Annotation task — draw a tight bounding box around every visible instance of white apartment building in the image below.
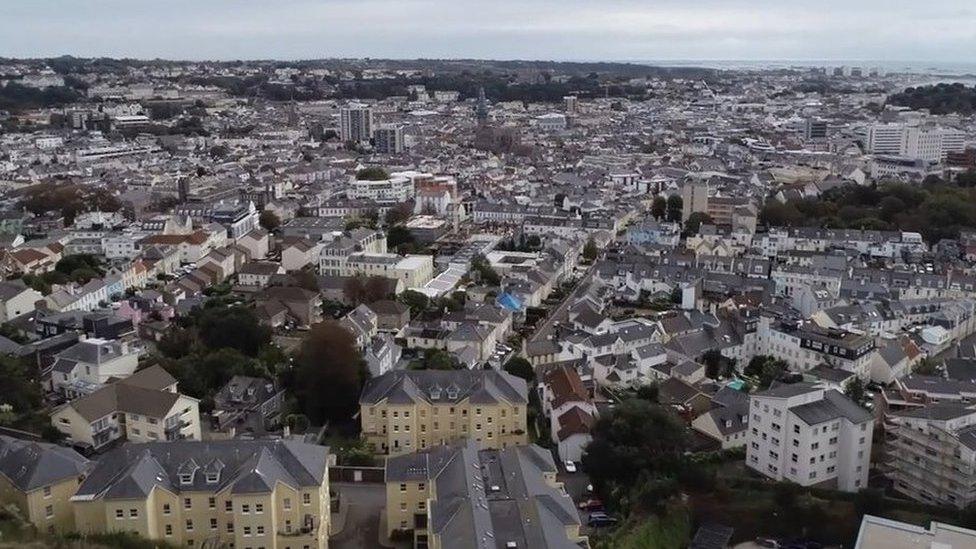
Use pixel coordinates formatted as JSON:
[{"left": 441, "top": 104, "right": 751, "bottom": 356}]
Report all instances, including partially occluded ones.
[
  {"left": 866, "top": 124, "right": 967, "bottom": 162},
  {"left": 342, "top": 253, "right": 435, "bottom": 290},
  {"left": 340, "top": 103, "right": 373, "bottom": 143},
  {"left": 757, "top": 318, "right": 877, "bottom": 380},
  {"left": 885, "top": 403, "right": 976, "bottom": 509},
  {"left": 746, "top": 383, "right": 873, "bottom": 492},
  {"left": 347, "top": 173, "right": 414, "bottom": 203},
  {"left": 374, "top": 124, "right": 405, "bottom": 154}
]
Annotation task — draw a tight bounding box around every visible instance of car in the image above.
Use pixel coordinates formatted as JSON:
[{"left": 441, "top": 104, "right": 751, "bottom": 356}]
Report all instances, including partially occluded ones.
[
  {"left": 755, "top": 539, "right": 781, "bottom": 549},
  {"left": 564, "top": 460, "right": 577, "bottom": 473},
  {"left": 587, "top": 513, "right": 618, "bottom": 527},
  {"left": 577, "top": 498, "right": 604, "bottom": 511}
]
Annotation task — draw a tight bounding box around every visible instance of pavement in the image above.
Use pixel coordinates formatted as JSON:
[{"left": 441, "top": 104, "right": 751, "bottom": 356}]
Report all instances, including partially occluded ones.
[{"left": 329, "top": 482, "right": 390, "bottom": 549}]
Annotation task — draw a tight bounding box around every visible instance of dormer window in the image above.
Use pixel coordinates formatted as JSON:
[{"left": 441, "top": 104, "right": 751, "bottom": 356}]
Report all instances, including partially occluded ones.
[
  {"left": 206, "top": 472, "right": 220, "bottom": 484},
  {"left": 179, "top": 473, "right": 194, "bottom": 485}
]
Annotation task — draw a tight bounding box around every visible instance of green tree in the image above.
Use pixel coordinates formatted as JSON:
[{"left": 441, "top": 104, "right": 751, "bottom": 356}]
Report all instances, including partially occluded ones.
[
  {"left": 471, "top": 254, "right": 501, "bottom": 286},
  {"left": 744, "top": 355, "right": 789, "bottom": 389},
  {"left": 666, "top": 195, "right": 683, "bottom": 222},
  {"left": 701, "top": 349, "right": 726, "bottom": 379},
  {"left": 290, "top": 321, "right": 368, "bottom": 424},
  {"left": 398, "top": 289, "right": 430, "bottom": 318},
  {"left": 356, "top": 167, "right": 389, "bottom": 180},
  {"left": 582, "top": 237, "right": 598, "bottom": 262},
  {"left": 259, "top": 209, "right": 281, "bottom": 231},
  {"left": 683, "top": 212, "right": 713, "bottom": 235},
  {"left": 196, "top": 305, "right": 272, "bottom": 357},
  {"left": 845, "top": 376, "right": 866, "bottom": 405},
  {"left": 651, "top": 195, "right": 667, "bottom": 220},
  {"left": 914, "top": 358, "right": 940, "bottom": 375},
  {"left": 384, "top": 202, "right": 413, "bottom": 226},
  {"left": 582, "top": 399, "right": 689, "bottom": 497},
  {"left": 503, "top": 357, "right": 534, "bottom": 382},
  {"left": 386, "top": 225, "right": 415, "bottom": 249}
]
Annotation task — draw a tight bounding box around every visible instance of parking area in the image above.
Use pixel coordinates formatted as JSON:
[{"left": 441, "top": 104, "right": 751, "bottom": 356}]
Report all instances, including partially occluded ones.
[{"left": 329, "top": 482, "right": 390, "bottom": 549}]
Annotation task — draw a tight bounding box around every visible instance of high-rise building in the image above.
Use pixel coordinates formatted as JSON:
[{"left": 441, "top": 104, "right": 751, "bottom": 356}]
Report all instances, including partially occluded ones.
[
  {"left": 746, "top": 383, "right": 873, "bottom": 492},
  {"left": 564, "top": 94, "right": 579, "bottom": 114},
  {"left": 374, "top": 124, "right": 404, "bottom": 154},
  {"left": 804, "top": 118, "right": 829, "bottom": 140},
  {"left": 475, "top": 86, "right": 489, "bottom": 124},
  {"left": 340, "top": 103, "right": 373, "bottom": 143},
  {"left": 865, "top": 124, "right": 966, "bottom": 162}
]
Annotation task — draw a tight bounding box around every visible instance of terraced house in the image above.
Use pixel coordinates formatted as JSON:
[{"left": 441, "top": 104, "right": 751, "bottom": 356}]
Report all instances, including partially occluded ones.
[
  {"left": 359, "top": 370, "right": 528, "bottom": 455},
  {"left": 71, "top": 440, "right": 332, "bottom": 549},
  {"left": 0, "top": 435, "right": 91, "bottom": 534},
  {"left": 385, "top": 440, "right": 586, "bottom": 548}
]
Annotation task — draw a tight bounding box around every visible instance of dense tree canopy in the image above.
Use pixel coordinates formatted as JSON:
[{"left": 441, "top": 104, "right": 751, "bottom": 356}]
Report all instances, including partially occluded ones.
[
  {"left": 288, "top": 321, "right": 368, "bottom": 424},
  {"left": 760, "top": 180, "right": 976, "bottom": 243},
  {"left": 888, "top": 83, "right": 976, "bottom": 115}
]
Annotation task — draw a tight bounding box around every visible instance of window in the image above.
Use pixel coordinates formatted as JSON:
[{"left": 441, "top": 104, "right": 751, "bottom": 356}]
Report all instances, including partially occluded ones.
[
  {"left": 399, "top": 483, "right": 407, "bottom": 492},
  {"left": 418, "top": 483, "right": 425, "bottom": 491},
  {"left": 116, "top": 509, "right": 124, "bottom": 519},
  {"left": 43, "top": 486, "right": 51, "bottom": 498},
  {"left": 255, "top": 503, "right": 263, "bottom": 514},
  {"left": 242, "top": 503, "right": 250, "bottom": 514},
  {"left": 256, "top": 526, "right": 265, "bottom": 535},
  {"left": 186, "top": 519, "right": 194, "bottom": 532},
  {"left": 303, "top": 493, "right": 311, "bottom": 505},
  {"left": 184, "top": 497, "right": 192, "bottom": 509},
  {"left": 243, "top": 526, "right": 252, "bottom": 537},
  {"left": 226, "top": 522, "right": 234, "bottom": 533},
  {"left": 45, "top": 505, "right": 53, "bottom": 518},
  {"left": 225, "top": 500, "right": 233, "bottom": 512},
  {"left": 163, "top": 503, "right": 171, "bottom": 515},
  {"left": 284, "top": 498, "right": 291, "bottom": 510},
  {"left": 165, "top": 524, "right": 173, "bottom": 536},
  {"left": 129, "top": 509, "right": 138, "bottom": 518},
  {"left": 793, "top": 425, "right": 800, "bottom": 434},
  {"left": 208, "top": 497, "right": 216, "bottom": 509},
  {"left": 400, "top": 502, "right": 407, "bottom": 511}
]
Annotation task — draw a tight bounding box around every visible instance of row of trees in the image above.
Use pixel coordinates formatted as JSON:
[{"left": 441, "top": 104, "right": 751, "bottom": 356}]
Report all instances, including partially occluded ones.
[{"left": 760, "top": 177, "right": 976, "bottom": 243}]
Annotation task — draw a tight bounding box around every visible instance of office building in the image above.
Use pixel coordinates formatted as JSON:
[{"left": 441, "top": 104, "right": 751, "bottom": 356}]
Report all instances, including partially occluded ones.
[{"left": 746, "top": 383, "right": 872, "bottom": 492}]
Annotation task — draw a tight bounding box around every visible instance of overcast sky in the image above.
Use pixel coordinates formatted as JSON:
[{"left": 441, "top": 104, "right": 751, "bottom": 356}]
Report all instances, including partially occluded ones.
[{"left": 2, "top": 0, "right": 975, "bottom": 63}]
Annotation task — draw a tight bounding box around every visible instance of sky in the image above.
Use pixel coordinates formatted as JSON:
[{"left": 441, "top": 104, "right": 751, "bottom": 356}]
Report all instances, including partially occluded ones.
[{"left": 2, "top": 0, "right": 975, "bottom": 63}]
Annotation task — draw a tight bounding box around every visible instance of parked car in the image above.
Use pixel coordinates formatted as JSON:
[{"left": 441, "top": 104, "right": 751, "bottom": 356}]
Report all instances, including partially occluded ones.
[
  {"left": 587, "top": 512, "right": 618, "bottom": 527},
  {"left": 755, "top": 539, "right": 781, "bottom": 548},
  {"left": 577, "top": 498, "right": 604, "bottom": 511},
  {"left": 564, "top": 460, "right": 577, "bottom": 473}
]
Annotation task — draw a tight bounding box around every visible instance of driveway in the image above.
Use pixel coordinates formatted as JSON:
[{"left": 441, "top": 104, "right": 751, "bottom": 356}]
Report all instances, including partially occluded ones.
[{"left": 330, "top": 483, "right": 386, "bottom": 549}]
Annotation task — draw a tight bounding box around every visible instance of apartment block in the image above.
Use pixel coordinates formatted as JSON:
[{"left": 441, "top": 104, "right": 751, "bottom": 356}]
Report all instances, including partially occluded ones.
[
  {"left": 0, "top": 435, "right": 91, "bottom": 534},
  {"left": 341, "top": 252, "right": 434, "bottom": 291},
  {"left": 51, "top": 365, "right": 202, "bottom": 452},
  {"left": 884, "top": 403, "right": 976, "bottom": 509},
  {"left": 71, "top": 440, "right": 332, "bottom": 549},
  {"left": 746, "top": 383, "right": 873, "bottom": 492},
  {"left": 359, "top": 370, "right": 528, "bottom": 455},
  {"left": 384, "top": 440, "right": 585, "bottom": 548}
]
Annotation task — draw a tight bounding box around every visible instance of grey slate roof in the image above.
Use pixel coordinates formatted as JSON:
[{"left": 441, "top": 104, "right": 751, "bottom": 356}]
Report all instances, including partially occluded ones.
[
  {"left": 0, "top": 435, "right": 91, "bottom": 492},
  {"left": 791, "top": 390, "right": 871, "bottom": 426},
  {"left": 74, "top": 440, "right": 329, "bottom": 500},
  {"left": 405, "top": 440, "right": 582, "bottom": 549},
  {"left": 360, "top": 370, "right": 527, "bottom": 406}
]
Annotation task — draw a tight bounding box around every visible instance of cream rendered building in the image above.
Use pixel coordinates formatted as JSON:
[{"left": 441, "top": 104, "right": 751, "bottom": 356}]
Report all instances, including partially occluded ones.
[
  {"left": 51, "top": 365, "right": 202, "bottom": 452},
  {"left": 384, "top": 440, "right": 586, "bottom": 548},
  {"left": 0, "top": 435, "right": 91, "bottom": 534},
  {"left": 71, "top": 440, "right": 332, "bottom": 549},
  {"left": 359, "top": 370, "right": 528, "bottom": 456}
]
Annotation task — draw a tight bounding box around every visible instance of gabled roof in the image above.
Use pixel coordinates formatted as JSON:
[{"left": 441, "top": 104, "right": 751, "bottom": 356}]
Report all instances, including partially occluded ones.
[{"left": 0, "top": 435, "right": 90, "bottom": 492}]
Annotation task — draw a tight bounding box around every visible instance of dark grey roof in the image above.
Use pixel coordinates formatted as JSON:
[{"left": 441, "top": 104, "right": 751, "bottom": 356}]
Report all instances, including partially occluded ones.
[
  {"left": 0, "top": 435, "right": 90, "bottom": 492},
  {"left": 792, "top": 390, "right": 871, "bottom": 426},
  {"left": 890, "top": 403, "right": 976, "bottom": 421},
  {"left": 411, "top": 440, "right": 582, "bottom": 549},
  {"left": 360, "top": 370, "right": 527, "bottom": 406},
  {"left": 75, "top": 440, "right": 329, "bottom": 500},
  {"left": 754, "top": 382, "right": 820, "bottom": 399}
]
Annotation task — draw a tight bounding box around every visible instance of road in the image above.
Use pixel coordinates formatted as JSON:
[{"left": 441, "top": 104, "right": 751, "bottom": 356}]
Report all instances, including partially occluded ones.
[
  {"left": 529, "top": 264, "right": 597, "bottom": 344},
  {"left": 329, "top": 483, "right": 387, "bottom": 549}
]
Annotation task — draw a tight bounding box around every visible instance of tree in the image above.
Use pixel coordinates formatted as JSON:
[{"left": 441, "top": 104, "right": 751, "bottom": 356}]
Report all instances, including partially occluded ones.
[
  {"left": 384, "top": 202, "right": 413, "bottom": 226},
  {"left": 845, "top": 376, "right": 866, "bottom": 405},
  {"left": 582, "top": 399, "right": 689, "bottom": 497},
  {"left": 290, "top": 321, "right": 368, "bottom": 424},
  {"left": 196, "top": 306, "right": 272, "bottom": 357},
  {"left": 744, "top": 355, "right": 789, "bottom": 389},
  {"left": 651, "top": 195, "right": 667, "bottom": 220},
  {"left": 398, "top": 289, "right": 430, "bottom": 319},
  {"left": 582, "top": 237, "right": 598, "bottom": 262},
  {"left": 666, "top": 195, "right": 683, "bottom": 222},
  {"left": 701, "top": 349, "right": 726, "bottom": 380},
  {"left": 471, "top": 254, "right": 501, "bottom": 286},
  {"left": 412, "top": 348, "right": 455, "bottom": 370},
  {"left": 683, "top": 212, "right": 713, "bottom": 235},
  {"left": 914, "top": 358, "right": 940, "bottom": 376},
  {"left": 356, "top": 167, "right": 389, "bottom": 181},
  {"left": 386, "top": 226, "right": 415, "bottom": 249},
  {"left": 259, "top": 209, "right": 281, "bottom": 231},
  {"left": 503, "top": 357, "right": 534, "bottom": 382}
]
